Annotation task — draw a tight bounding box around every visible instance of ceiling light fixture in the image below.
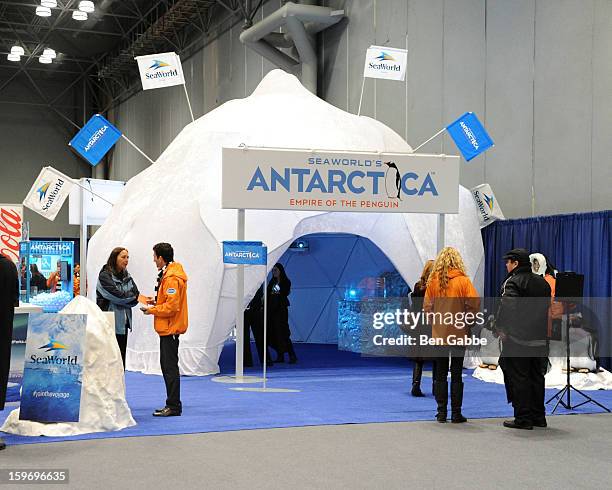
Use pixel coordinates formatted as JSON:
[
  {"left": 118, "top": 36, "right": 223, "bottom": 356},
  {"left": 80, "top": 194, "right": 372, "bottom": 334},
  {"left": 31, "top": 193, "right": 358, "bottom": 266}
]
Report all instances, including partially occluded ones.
[
  {"left": 78, "top": 1, "right": 95, "bottom": 13},
  {"left": 72, "top": 10, "right": 88, "bottom": 20},
  {"left": 7, "top": 53, "right": 21, "bottom": 62},
  {"left": 39, "top": 56, "right": 53, "bottom": 64},
  {"left": 11, "top": 46, "right": 25, "bottom": 56},
  {"left": 41, "top": 0, "right": 57, "bottom": 7},
  {"left": 43, "top": 48, "right": 57, "bottom": 59},
  {"left": 36, "top": 6, "right": 52, "bottom": 17}
]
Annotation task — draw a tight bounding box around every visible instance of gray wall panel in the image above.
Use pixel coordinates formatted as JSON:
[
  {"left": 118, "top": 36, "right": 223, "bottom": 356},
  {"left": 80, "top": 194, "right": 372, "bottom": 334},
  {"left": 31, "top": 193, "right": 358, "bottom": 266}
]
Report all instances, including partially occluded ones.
[
  {"left": 534, "top": 0, "right": 594, "bottom": 216},
  {"left": 591, "top": 0, "right": 612, "bottom": 212},
  {"left": 443, "top": 0, "right": 486, "bottom": 188},
  {"left": 484, "top": 0, "right": 535, "bottom": 218}
]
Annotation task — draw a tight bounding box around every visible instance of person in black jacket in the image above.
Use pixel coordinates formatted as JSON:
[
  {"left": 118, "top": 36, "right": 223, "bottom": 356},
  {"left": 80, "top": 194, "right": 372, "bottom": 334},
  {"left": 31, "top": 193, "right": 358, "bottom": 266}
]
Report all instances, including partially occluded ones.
[
  {"left": 0, "top": 253, "right": 19, "bottom": 451},
  {"left": 244, "top": 285, "right": 274, "bottom": 367},
  {"left": 96, "top": 247, "right": 140, "bottom": 368},
  {"left": 409, "top": 260, "right": 435, "bottom": 397},
  {"left": 268, "top": 263, "right": 297, "bottom": 364},
  {"left": 29, "top": 264, "right": 48, "bottom": 294},
  {"left": 496, "top": 248, "right": 551, "bottom": 430}
]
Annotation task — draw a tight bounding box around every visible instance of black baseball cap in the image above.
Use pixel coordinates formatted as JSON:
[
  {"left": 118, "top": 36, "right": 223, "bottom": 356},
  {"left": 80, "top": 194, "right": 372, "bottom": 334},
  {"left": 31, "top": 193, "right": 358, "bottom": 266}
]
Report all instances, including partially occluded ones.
[{"left": 502, "top": 248, "right": 530, "bottom": 265}]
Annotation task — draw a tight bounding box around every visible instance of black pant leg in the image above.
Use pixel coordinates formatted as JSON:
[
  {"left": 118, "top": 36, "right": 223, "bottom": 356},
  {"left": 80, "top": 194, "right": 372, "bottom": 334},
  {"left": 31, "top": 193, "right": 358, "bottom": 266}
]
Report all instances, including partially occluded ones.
[
  {"left": 116, "top": 333, "right": 128, "bottom": 369},
  {"left": 449, "top": 346, "right": 465, "bottom": 383},
  {"left": 159, "top": 335, "right": 181, "bottom": 411},
  {"left": 434, "top": 348, "right": 450, "bottom": 383},
  {"left": 505, "top": 356, "right": 532, "bottom": 424},
  {"left": 530, "top": 356, "right": 546, "bottom": 422},
  {"left": 0, "top": 309, "right": 14, "bottom": 410},
  {"left": 243, "top": 311, "right": 254, "bottom": 366}
]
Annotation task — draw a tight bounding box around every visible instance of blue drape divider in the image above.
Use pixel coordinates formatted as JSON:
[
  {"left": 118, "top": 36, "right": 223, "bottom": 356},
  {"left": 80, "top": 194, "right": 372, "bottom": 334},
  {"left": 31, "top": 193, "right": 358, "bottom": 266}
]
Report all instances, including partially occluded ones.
[{"left": 481, "top": 210, "right": 611, "bottom": 369}]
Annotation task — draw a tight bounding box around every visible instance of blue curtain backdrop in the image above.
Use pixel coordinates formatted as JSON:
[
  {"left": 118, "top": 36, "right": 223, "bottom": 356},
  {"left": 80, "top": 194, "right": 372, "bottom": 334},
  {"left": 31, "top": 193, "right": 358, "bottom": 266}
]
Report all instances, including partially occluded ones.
[{"left": 481, "top": 210, "right": 611, "bottom": 369}]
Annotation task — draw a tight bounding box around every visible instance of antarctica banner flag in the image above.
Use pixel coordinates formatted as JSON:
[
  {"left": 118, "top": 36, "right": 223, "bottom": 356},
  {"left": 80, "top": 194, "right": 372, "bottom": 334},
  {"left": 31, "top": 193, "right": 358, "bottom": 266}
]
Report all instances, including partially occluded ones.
[
  {"left": 363, "top": 45, "right": 408, "bottom": 81},
  {"left": 19, "top": 313, "right": 87, "bottom": 423},
  {"left": 221, "top": 147, "right": 459, "bottom": 214},
  {"left": 23, "top": 167, "right": 75, "bottom": 221},
  {"left": 69, "top": 114, "right": 122, "bottom": 166},
  {"left": 135, "top": 52, "right": 186, "bottom": 90}
]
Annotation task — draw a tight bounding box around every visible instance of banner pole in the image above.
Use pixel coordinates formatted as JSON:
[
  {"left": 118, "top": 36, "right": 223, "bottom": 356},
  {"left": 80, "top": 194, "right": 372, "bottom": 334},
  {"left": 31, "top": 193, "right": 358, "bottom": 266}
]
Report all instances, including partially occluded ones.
[
  {"left": 235, "top": 209, "right": 245, "bottom": 379},
  {"left": 437, "top": 214, "right": 445, "bottom": 253},
  {"left": 262, "top": 258, "right": 268, "bottom": 390},
  {"left": 79, "top": 186, "right": 87, "bottom": 296},
  {"left": 120, "top": 134, "right": 155, "bottom": 165},
  {"left": 357, "top": 77, "right": 366, "bottom": 116},
  {"left": 412, "top": 127, "right": 446, "bottom": 153},
  {"left": 182, "top": 84, "right": 195, "bottom": 123}
]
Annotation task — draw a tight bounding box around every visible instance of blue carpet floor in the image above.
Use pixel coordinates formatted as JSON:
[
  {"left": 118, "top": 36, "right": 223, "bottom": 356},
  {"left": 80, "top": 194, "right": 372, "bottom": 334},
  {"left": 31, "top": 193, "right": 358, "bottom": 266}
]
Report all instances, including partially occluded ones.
[{"left": 2, "top": 343, "right": 611, "bottom": 446}]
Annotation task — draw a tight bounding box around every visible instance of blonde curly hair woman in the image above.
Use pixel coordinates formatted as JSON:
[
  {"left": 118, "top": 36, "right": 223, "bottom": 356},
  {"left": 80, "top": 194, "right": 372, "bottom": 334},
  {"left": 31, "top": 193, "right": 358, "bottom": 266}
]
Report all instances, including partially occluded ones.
[{"left": 424, "top": 247, "right": 480, "bottom": 423}]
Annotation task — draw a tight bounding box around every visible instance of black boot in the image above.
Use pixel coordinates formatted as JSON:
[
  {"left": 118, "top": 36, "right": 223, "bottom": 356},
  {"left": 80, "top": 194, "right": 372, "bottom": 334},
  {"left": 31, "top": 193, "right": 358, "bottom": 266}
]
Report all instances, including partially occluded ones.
[
  {"left": 411, "top": 361, "right": 425, "bottom": 397},
  {"left": 287, "top": 340, "right": 297, "bottom": 364},
  {"left": 450, "top": 381, "right": 467, "bottom": 423},
  {"left": 434, "top": 380, "right": 448, "bottom": 422},
  {"left": 431, "top": 361, "right": 437, "bottom": 396}
]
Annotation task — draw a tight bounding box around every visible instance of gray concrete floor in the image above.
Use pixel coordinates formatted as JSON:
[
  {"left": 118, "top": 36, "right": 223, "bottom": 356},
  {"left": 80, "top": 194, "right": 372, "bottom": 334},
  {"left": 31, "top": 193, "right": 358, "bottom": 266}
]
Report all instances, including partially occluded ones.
[{"left": 0, "top": 414, "right": 611, "bottom": 489}]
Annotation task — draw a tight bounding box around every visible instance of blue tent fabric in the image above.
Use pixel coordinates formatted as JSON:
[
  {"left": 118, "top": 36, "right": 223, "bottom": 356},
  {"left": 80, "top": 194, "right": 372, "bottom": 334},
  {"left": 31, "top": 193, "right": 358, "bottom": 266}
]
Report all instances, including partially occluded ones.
[{"left": 481, "top": 210, "right": 612, "bottom": 368}]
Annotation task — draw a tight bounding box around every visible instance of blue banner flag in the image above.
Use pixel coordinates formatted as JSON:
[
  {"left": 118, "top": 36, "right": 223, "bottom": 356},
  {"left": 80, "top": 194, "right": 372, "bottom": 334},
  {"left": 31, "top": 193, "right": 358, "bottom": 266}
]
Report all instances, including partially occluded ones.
[
  {"left": 223, "top": 241, "right": 267, "bottom": 265},
  {"left": 446, "top": 112, "right": 494, "bottom": 162},
  {"left": 19, "top": 313, "right": 87, "bottom": 423},
  {"left": 69, "top": 114, "right": 122, "bottom": 166}
]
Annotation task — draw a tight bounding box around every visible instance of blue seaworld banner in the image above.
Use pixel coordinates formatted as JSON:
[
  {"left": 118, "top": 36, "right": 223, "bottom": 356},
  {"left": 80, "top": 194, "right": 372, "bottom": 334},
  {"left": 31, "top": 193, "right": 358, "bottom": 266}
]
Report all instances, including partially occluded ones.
[
  {"left": 19, "top": 313, "right": 87, "bottom": 423},
  {"left": 446, "top": 112, "right": 494, "bottom": 162},
  {"left": 68, "top": 114, "right": 122, "bottom": 166},
  {"left": 223, "top": 241, "right": 267, "bottom": 265}
]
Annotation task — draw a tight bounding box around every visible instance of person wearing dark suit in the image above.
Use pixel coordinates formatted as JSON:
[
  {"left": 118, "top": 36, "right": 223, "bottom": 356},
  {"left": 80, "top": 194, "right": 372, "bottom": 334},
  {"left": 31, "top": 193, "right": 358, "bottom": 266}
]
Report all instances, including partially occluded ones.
[
  {"left": 410, "top": 260, "right": 435, "bottom": 397},
  {"left": 243, "top": 285, "right": 273, "bottom": 367},
  {"left": 29, "top": 264, "right": 48, "bottom": 294},
  {"left": 268, "top": 263, "right": 297, "bottom": 364},
  {"left": 0, "top": 253, "right": 19, "bottom": 451}
]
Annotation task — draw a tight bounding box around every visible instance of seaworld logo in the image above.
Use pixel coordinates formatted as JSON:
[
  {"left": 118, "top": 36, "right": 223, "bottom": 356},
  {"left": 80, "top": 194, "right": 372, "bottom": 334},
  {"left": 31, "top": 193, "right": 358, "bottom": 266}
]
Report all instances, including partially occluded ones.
[
  {"left": 39, "top": 178, "right": 67, "bottom": 211},
  {"left": 473, "top": 191, "right": 491, "bottom": 222},
  {"left": 37, "top": 182, "right": 50, "bottom": 201},
  {"left": 368, "top": 51, "right": 400, "bottom": 72},
  {"left": 149, "top": 60, "right": 170, "bottom": 70},
  {"left": 39, "top": 338, "right": 68, "bottom": 352},
  {"left": 246, "top": 165, "right": 438, "bottom": 198},
  {"left": 146, "top": 60, "right": 178, "bottom": 80},
  {"left": 483, "top": 193, "right": 494, "bottom": 211}
]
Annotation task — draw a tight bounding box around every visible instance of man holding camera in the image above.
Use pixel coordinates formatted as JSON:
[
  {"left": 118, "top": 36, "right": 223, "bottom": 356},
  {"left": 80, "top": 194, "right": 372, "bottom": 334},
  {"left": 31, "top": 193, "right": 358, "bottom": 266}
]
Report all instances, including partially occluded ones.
[{"left": 496, "top": 248, "right": 551, "bottom": 430}]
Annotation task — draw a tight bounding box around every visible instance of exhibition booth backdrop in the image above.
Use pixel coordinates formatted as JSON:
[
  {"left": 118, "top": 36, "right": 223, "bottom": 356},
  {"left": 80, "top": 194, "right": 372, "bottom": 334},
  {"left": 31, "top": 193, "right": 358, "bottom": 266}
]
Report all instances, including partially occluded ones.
[{"left": 86, "top": 70, "right": 484, "bottom": 376}]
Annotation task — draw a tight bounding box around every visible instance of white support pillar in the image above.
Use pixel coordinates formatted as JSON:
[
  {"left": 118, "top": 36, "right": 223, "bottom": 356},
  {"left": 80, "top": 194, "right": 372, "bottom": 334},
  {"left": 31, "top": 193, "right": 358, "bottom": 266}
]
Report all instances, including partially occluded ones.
[{"left": 235, "top": 209, "right": 245, "bottom": 379}]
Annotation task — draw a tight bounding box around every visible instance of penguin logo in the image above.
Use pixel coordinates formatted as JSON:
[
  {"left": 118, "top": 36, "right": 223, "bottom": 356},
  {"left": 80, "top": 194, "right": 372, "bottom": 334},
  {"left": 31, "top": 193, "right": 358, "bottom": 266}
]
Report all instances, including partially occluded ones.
[{"left": 384, "top": 161, "right": 402, "bottom": 200}]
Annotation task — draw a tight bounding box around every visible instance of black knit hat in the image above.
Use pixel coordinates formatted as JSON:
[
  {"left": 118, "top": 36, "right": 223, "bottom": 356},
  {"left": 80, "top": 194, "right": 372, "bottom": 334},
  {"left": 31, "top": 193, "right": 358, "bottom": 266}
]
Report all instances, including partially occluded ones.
[{"left": 502, "top": 248, "right": 530, "bottom": 266}]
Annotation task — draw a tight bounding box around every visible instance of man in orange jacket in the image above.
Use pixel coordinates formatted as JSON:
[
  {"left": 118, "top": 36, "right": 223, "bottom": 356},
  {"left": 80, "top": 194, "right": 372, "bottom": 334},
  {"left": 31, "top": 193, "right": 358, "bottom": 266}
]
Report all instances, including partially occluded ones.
[{"left": 143, "top": 242, "right": 188, "bottom": 417}]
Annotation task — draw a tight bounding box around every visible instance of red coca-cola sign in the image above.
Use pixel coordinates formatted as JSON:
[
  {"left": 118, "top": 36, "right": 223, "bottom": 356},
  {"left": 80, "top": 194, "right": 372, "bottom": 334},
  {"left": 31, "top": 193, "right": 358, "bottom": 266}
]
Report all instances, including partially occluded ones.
[{"left": 0, "top": 204, "right": 23, "bottom": 264}]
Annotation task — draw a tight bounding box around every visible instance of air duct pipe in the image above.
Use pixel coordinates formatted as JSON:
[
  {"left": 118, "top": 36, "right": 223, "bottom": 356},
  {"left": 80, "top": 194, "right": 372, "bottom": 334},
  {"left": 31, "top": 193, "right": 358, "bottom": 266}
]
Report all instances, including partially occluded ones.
[{"left": 239, "top": 1, "right": 344, "bottom": 94}]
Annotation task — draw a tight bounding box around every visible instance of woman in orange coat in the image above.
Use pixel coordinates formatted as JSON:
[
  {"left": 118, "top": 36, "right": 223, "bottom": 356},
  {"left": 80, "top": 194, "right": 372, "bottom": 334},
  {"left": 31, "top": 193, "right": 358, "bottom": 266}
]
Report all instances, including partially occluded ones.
[{"left": 424, "top": 247, "right": 480, "bottom": 423}]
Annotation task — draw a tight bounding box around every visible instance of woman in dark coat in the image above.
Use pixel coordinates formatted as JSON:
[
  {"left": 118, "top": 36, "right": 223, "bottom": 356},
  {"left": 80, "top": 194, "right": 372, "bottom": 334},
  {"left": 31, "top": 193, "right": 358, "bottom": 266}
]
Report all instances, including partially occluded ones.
[
  {"left": 96, "top": 247, "right": 139, "bottom": 368},
  {"left": 29, "top": 264, "right": 48, "bottom": 294},
  {"left": 410, "top": 260, "right": 435, "bottom": 397},
  {"left": 268, "top": 263, "right": 297, "bottom": 363},
  {"left": 0, "top": 253, "right": 19, "bottom": 450}
]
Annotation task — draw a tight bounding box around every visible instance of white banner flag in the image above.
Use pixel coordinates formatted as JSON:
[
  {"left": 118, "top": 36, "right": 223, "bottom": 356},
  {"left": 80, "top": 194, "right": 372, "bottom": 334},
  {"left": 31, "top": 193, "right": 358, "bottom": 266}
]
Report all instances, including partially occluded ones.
[
  {"left": 23, "top": 167, "right": 75, "bottom": 221},
  {"left": 471, "top": 183, "right": 505, "bottom": 228},
  {"left": 363, "top": 45, "right": 408, "bottom": 81},
  {"left": 135, "top": 52, "right": 185, "bottom": 91}
]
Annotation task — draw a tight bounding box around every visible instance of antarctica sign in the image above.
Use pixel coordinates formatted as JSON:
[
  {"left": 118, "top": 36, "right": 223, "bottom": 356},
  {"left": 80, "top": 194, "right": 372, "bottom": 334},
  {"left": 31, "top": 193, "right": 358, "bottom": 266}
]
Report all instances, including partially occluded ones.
[{"left": 222, "top": 147, "right": 459, "bottom": 214}]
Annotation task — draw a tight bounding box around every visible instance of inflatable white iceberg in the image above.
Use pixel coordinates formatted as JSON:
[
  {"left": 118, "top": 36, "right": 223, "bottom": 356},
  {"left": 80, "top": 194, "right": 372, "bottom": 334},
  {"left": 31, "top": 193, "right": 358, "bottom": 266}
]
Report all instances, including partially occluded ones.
[
  {"left": 86, "top": 69, "right": 485, "bottom": 376},
  {"left": 1, "top": 296, "right": 136, "bottom": 436}
]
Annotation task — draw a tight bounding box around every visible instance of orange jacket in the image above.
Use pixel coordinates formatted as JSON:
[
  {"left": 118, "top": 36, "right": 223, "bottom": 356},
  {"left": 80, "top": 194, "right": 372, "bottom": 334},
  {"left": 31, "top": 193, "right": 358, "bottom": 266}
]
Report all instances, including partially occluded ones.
[
  {"left": 424, "top": 269, "right": 481, "bottom": 343},
  {"left": 149, "top": 262, "right": 189, "bottom": 336}
]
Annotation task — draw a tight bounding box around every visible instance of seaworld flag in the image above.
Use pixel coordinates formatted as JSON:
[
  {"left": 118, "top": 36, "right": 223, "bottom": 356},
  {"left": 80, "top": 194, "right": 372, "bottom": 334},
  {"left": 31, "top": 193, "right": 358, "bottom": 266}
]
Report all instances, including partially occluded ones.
[
  {"left": 363, "top": 45, "right": 408, "bottom": 81},
  {"left": 135, "top": 52, "right": 186, "bottom": 91},
  {"left": 23, "top": 166, "right": 75, "bottom": 221},
  {"left": 471, "top": 183, "right": 504, "bottom": 228},
  {"left": 446, "top": 112, "right": 494, "bottom": 162}
]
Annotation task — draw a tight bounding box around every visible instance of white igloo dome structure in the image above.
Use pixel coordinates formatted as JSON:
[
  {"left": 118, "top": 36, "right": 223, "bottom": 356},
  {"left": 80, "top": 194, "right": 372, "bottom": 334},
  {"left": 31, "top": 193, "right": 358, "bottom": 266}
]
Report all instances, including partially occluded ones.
[{"left": 87, "top": 69, "right": 484, "bottom": 375}]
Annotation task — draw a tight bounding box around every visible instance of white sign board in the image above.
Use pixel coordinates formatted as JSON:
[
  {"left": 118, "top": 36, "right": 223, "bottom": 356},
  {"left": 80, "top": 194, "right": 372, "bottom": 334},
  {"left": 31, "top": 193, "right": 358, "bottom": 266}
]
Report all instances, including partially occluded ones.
[
  {"left": 222, "top": 148, "right": 459, "bottom": 214},
  {"left": 69, "top": 178, "right": 125, "bottom": 226}
]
